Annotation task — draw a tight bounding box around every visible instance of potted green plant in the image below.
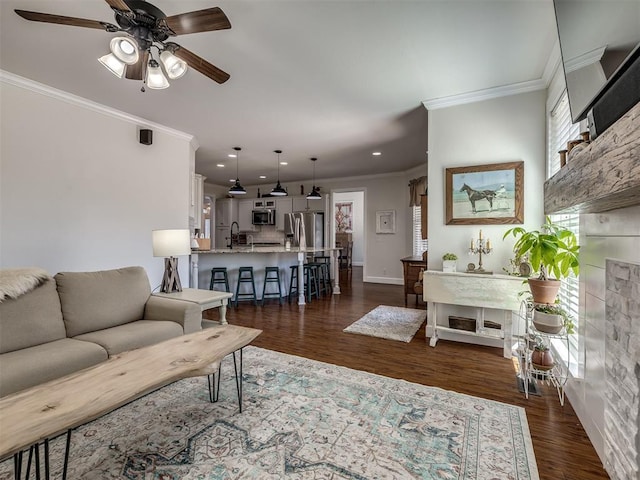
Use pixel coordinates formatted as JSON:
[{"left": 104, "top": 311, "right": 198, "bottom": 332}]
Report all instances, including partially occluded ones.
[
  {"left": 503, "top": 216, "right": 579, "bottom": 304},
  {"left": 442, "top": 253, "right": 458, "bottom": 273},
  {"left": 531, "top": 340, "right": 554, "bottom": 371},
  {"left": 533, "top": 303, "right": 574, "bottom": 334}
]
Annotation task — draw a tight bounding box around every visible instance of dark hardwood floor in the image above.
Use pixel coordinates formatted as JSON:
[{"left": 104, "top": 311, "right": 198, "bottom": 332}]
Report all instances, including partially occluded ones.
[{"left": 205, "top": 266, "right": 609, "bottom": 480}]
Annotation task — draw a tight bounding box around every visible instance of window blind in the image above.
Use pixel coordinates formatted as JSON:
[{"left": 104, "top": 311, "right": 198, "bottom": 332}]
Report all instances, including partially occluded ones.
[
  {"left": 412, "top": 206, "right": 428, "bottom": 257},
  {"left": 548, "top": 90, "right": 581, "bottom": 368}
]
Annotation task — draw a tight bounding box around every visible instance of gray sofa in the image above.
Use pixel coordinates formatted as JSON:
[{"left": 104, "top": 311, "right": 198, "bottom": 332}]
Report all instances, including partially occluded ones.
[{"left": 0, "top": 266, "right": 201, "bottom": 397}]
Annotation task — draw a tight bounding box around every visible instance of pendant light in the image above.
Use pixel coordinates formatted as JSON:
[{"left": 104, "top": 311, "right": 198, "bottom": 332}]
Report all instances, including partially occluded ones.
[
  {"left": 146, "top": 58, "right": 170, "bottom": 89},
  {"left": 228, "top": 147, "right": 246, "bottom": 195},
  {"left": 306, "top": 157, "right": 322, "bottom": 200},
  {"left": 270, "top": 150, "right": 288, "bottom": 197}
]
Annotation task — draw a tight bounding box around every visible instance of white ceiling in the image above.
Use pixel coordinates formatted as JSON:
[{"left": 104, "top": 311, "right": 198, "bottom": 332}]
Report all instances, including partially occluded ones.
[{"left": 0, "top": 0, "right": 557, "bottom": 188}]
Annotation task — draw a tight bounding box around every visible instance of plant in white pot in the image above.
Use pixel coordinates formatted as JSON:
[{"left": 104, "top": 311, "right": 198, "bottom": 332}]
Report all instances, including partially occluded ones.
[
  {"left": 442, "top": 253, "right": 458, "bottom": 273},
  {"left": 533, "top": 303, "right": 574, "bottom": 335},
  {"left": 503, "top": 217, "right": 579, "bottom": 304}
]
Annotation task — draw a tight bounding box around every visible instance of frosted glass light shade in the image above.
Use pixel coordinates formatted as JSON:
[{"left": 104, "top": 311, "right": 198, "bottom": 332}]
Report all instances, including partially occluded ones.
[
  {"left": 160, "top": 50, "right": 188, "bottom": 79},
  {"left": 98, "top": 53, "right": 125, "bottom": 78},
  {"left": 110, "top": 36, "right": 139, "bottom": 65},
  {"left": 146, "top": 60, "right": 170, "bottom": 89},
  {"left": 152, "top": 229, "right": 191, "bottom": 257}
]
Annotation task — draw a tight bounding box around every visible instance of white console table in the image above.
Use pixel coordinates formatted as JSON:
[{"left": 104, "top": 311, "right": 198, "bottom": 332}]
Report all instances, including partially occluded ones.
[{"left": 423, "top": 271, "right": 524, "bottom": 358}]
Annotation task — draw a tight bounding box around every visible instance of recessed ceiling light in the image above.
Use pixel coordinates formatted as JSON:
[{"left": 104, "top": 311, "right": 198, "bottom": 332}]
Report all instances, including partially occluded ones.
[
  {"left": 259, "top": 175, "right": 266, "bottom": 179},
  {"left": 280, "top": 161, "right": 288, "bottom": 165},
  {"left": 228, "top": 154, "right": 237, "bottom": 158},
  {"left": 372, "top": 152, "right": 382, "bottom": 156},
  {"left": 216, "top": 163, "right": 225, "bottom": 168}
]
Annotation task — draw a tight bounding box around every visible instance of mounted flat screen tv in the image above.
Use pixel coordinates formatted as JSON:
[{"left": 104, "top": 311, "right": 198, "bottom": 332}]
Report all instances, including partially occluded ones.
[{"left": 553, "top": 0, "right": 640, "bottom": 123}]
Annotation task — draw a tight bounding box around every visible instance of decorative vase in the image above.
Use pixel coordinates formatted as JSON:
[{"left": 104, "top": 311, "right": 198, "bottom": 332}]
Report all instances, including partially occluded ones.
[
  {"left": 528, "top": 278, "right": 560, "bottom": 304},
  {"left": 443, "top": 260, "right": 457, "bottom": 273},
  {"left": 533, "top": 310, "right": 563, "bottom": 334},
  {"left": 531, "top": 348, "right": 554, "bottom": 370}
]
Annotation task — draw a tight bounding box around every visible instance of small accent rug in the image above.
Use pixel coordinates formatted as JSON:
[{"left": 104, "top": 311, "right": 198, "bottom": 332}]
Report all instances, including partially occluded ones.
[
  {"left": 343, "top": 305, "right": 426, "bottom": 342},
  {"left": 0, "top": 347, "right": 539, "bottom": 479}
]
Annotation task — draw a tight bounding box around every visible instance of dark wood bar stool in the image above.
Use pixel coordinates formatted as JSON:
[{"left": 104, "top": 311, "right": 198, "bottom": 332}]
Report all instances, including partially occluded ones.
[
  {"left": 209, "top": 267, "right": 230, "bottom": 293},
  {"left": 262, "top": 266, "right": 283, "bottom": 305},
  {"left": 235, "top": 267, "right": 257, "bottom": 307}
]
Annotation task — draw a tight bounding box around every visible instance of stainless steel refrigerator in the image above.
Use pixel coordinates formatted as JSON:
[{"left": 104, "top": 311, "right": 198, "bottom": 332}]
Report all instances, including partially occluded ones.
[{"left": 284, "top": 211, "right": 324, "bottom": 249}]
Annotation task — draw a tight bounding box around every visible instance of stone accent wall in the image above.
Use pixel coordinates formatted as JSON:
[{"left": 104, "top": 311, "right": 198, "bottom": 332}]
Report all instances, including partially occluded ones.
[{"left": 605, "top": 259, "right": 640, "bottom": 480}]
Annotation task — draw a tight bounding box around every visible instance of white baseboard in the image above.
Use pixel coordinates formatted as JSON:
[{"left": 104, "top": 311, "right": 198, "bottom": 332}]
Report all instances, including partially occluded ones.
[{"left": 363, "top": 276, "right": 404, "bottom": 285}]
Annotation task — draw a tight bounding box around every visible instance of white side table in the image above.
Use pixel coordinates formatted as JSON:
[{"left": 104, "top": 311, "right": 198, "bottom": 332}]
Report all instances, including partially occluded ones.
[{"left": 152, "top": 288, "right": 234, "bottom": 325}]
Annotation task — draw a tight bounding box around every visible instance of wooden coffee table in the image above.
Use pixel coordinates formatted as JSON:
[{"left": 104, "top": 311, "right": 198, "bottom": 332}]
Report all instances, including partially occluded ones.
[{"left": 0, "top": 324, "right": 261, "bottom": 477}]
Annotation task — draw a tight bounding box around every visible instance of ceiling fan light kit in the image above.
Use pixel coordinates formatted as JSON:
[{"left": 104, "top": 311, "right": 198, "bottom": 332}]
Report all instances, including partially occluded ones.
[
  {"left": 145, "top": 59, "right": 169, "bottom": 89},
  {"left": 160, "top": 50, "right": 187, "bottom": 79},
  {"left": 110, "top": 36, "right": 139, "bottom": 64},
  {"left": 15, "top": 0, "right": 232, "bottom": 89},
  {"left": 98, "top": 52, "right": 126, "bottom": 78}
]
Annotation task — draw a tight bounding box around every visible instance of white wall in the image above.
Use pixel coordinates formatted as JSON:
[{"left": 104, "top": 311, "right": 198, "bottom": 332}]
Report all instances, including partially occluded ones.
[
  {"left": 332, "top": 191, "right": 364, "bottom": 265},
  {"left": 0, "top": 77, "right": 194, "bottom": 287},
  {"left": 428, "top": 90, "right": 547, "bottom": 273}
]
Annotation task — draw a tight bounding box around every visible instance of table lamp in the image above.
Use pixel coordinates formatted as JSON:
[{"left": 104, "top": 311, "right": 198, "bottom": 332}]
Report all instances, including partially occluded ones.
[{"left": 152, "top": 229, "right": 191, "bottom": 293}]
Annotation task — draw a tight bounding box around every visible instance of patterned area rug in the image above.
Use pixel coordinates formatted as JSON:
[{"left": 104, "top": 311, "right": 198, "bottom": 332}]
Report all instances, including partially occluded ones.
[
  {"left": 343, "top": 305, "right": 426, "bottom": 342},
  {"left": 0, "top": 347, "right": 539, "bottom": 479}
]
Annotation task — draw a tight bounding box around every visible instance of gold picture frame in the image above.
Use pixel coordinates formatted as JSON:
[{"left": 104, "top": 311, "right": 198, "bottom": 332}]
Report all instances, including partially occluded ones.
[{"left": 445, "top": 161, "right": 524, "bottom": 225}]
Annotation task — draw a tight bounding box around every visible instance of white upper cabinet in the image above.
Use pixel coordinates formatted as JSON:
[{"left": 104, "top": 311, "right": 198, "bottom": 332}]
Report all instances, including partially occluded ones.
[
  {"left": 215, "top": 198, "right": 237, "bottom": 227},
  {"left": 238, "top": 199, "right": 257, "bottom": 231},
  {"left": 275, "top": 197, "right": 293, "bottom": 231}
]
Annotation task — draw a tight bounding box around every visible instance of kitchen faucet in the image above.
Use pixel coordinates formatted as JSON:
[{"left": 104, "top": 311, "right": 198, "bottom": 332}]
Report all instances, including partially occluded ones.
[{"left": 229, "top": 221, "right": 239, "bottom": 249}]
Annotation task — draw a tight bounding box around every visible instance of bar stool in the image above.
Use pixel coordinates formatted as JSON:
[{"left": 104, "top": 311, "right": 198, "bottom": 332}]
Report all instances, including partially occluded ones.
[
  {"left": 235, "top": 267, "right": 257, "bottom": 307},
  {"left": 288, "top": 264, "right": 320, "bottom": 303},
  {"left": 307, "top": 262, "right": 327, "bottom": 296},
  {"left": 209, "top": 267, "right": 230, "bottom": 292},
  {"left": 262, "top": 266, "right": 283, "bottom": 305},
  {"left": 314, "top": 255, "right": 332, "bottom": 289}
]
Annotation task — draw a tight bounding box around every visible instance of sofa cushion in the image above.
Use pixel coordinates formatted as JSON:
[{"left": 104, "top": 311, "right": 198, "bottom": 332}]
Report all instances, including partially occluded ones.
[
  {"left": 0, "top": 338, "right": 108, "bottom": 397},
  {"left": 55, "top": 266, "right": 151, "bottom": 337},
  {"left": 73, "top": 320, "right": 183, "bottom": 356},
  {"left": 0, "top": 279, "right": 67, "bottom": 354}
]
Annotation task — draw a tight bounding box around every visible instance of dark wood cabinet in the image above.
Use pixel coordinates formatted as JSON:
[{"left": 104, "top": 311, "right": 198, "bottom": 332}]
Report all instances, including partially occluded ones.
[{"left": 401, "top": 256, "right": 427, "bottom": 306}]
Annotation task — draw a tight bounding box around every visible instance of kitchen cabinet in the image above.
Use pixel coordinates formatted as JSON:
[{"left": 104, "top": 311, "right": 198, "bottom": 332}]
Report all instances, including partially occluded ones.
[
  {"left": 292, "top": 196, "right": 309, "bottom": 212},
  {"left": 238, "top": 199, "right": 257, "bottom": 232},
  {"left": 275, "top": 197, "right": 293, "bottom": 231},
  {"left": 215, "top": 198, "right": 237, "bottom": 228}
]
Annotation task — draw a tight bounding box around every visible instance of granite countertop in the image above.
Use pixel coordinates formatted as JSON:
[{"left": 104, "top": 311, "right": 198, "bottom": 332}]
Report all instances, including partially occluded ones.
[{"left": 192, "top": 246, "right": 338, "bottom": 254}]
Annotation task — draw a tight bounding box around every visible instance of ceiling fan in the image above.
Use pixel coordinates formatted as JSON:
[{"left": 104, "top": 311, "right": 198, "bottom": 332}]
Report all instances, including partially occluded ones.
[{"left": 15, "top": 0, "right": 231, "bottom": 87}]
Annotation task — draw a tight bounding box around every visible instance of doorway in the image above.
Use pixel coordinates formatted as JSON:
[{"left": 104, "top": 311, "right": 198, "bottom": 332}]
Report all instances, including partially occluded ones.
[{"left": 332, "top": 190, "right": 365, "bottom": 278}]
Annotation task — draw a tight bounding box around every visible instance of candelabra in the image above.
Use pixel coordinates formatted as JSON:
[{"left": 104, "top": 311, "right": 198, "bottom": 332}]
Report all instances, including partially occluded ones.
[{"left": 468, "top": 229, "right": 493, "bottom": 274}]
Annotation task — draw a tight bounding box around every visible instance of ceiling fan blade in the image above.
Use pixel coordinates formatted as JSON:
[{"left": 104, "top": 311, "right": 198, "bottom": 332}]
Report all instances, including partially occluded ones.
[
  {"left": 124, "top": 50, "right": 149, "bottom": 80},
  {"left": 104, "top": 0, "right": 131, "bottom": 12},
  {"left": 15, "top": 10, "right": 112, "bottom": 30},
  {"left": 164, "top": 7, "right": 231, "bottom": 35},
  {"left": 173, "top": 45, "right": 230, "bottom": 84}
]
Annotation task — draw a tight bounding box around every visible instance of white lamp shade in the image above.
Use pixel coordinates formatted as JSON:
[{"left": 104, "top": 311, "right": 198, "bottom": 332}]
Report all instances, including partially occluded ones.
[
  {"left": 152, "top": 229, "right": 191, "bottom": 257},
  {"left": 110, "top": 36, "right": 139, "bottom": 65},
  {"left": 160, "top": 50, "right": 188, "bottom": 79},
  {"left": 98, "top": 53, "right": 125, "bottom": 78},
  {"left": 146, "top": 61, "right": 170, "bottom": 89}
]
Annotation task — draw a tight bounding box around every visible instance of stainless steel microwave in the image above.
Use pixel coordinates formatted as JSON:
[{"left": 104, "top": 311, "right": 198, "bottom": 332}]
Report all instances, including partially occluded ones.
[{"left": 252, "top": 209, "right": 276, "bottom": 225}]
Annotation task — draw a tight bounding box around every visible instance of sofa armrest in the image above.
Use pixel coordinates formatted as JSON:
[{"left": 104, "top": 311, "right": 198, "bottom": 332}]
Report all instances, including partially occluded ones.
[{"left": 144, "top": 296, "right": 202, "bottom": 334}]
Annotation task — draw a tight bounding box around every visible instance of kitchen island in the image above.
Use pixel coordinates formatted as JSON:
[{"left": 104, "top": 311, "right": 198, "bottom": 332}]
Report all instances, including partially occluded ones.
[{"left": 190, "top": 247, "right": 341, "bottom": 305}]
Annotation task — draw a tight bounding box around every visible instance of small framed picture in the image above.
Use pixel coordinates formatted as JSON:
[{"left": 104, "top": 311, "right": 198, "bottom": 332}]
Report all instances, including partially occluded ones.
[{"left": 376, "top": 210, "right": 396, "bottom": 234}]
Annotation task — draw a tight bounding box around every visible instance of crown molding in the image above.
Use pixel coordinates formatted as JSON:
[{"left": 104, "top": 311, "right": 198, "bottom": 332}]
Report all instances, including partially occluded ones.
[
  {"left": 0, "top": 70, "right": 197, "bottom": 147},
  {"left": 542, "top": 40, "right": 562, "bottom": 87},
  {"left": 422, "top": 78, "right": 547, "bottom": 111},
  {"left": 564, "top": 46, "right": 605, "bottom": 73}
]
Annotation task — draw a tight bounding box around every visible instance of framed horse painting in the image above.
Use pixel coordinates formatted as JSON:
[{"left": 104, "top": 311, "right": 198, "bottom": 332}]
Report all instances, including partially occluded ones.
[{"left": 445, "top": 161, "right": 524, "bottom": 225}]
